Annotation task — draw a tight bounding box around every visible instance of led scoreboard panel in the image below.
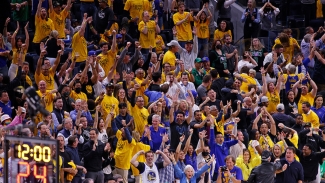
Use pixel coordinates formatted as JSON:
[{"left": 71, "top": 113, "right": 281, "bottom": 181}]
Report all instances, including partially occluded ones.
[{"left": 4, "top": 136, "right": 59, "bottom": 183}]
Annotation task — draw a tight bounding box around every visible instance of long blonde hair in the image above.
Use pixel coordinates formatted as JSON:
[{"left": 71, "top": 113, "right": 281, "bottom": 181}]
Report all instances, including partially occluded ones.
[
  {"left": 0, "top": 33, "right": 5, "bottom": 49},
  {"left": 250, "top": 38, "right": 264, "bottom": 51}
]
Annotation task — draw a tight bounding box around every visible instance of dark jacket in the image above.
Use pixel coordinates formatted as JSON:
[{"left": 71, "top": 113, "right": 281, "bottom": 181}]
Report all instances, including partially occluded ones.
[
  {"left": 82, "top": 140, "right": 109, "bottom": 172},
  {"left": 248, "top": 161, "right": 282, "bottom": 183}
]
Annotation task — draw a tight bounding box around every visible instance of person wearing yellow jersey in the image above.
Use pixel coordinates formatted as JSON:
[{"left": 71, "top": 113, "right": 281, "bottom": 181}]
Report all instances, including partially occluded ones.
[
  {"left": 131, "top": 96, "right": 149, "bottom": 135},
  {"left": 252, "top": 107, "right": 277, "bottom": 151},
  {"left": 95, "top": 83, "right": 119, "bottom": 122},
  {"left": 134, "top": 68, "right": 150, "bottom": 106},
  {"left": 69, "top": 80, "right": 88, "bottom": 101},
  {"left": 130, "top": 131, "right": 151, "bottom": 182},
  {"left": 194, "top": 3, "right": 212, "bottom": 58},
  {"left": 235, "top": 149, "right": 261, "bottom": 181},
  {"left": 261, "top": 66, "right": 282, "bottom": 114},
  {"left": 163, "top": 40, "right": 180, "bottom": 71},
  {"left": 124, "top": 0, "right": 149, "bottom": 38},
  {"left": 235, "top": 66, "right": 257, "bottom": 94},
  {"left": 277, "top": 123, "right": 299, "bottom": 154},
  {"left": 273, "top": 32, "right": 300, "bottom": 64},
  {"left": 214, "top": 20, "right": 232, "bottom": 44},
  {"left": 49, "top": 0, "right": 72, "bottom": 38},
  {"left": 247, "top": 129, "right": 263, "bottom": 160},
  {"left": 173, "top": 1, "right": 194, "bottom": 47},
  {"left": 33, "top": 0, "right": 54, "bottom": 55},
  {"left": 72, "top": 14, "right": 92, "bottom": 63},
  {"left": 155, "top": 33, "right": 165, "bottom": 54},
  {"left": 8, "top": 21, "right": 29, "bottom": 81},
  {"left": 302, "top": 102, "right": 320, "bottom": 128},
  {"left": 298, "top": 74, "right": 317, "bottom": 114},
  {"left": 98, "top": 30, "right": 117, "bottom": 75},
  {"left": 36, "top": 80, "right": 56, "bottom": 114},
  {"left": 138, "top": 11, "right": 160, "bottom": 54},
  {"left": 111, "top": 118, "right": 136, "bottom": 183},
  {"left": 35, "top": 47, "right": 61, "bottom": 90}
]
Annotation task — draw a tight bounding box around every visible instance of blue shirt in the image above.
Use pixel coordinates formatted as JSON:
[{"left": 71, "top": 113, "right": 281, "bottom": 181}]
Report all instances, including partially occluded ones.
[
  {"left": 221, "top": 166, "right": 243, "bottom": 182},
  {"left": 141, "top": 126, "right": 166, "bottom": 151},
  {"left": 0, "top": 100, "right": 12, "bottom": 117},
  {"left": 311, "top": 106, "right": 325, "bottom": 124},
  {"left": 144, "top": 89, "right": 169, "bottom": 106},
  {"left": 174, "top": 164, "right": 209, "bottom": 183},
  {"left": 0, "top": 47, "right": 8, "bottom": 67},
  {"left": 275, "top": 159, "right": 304, "bottom": 183}
]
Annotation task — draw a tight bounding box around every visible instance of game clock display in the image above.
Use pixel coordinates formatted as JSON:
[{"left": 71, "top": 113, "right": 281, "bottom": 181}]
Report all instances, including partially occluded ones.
[{"left": 4, "top": 136, "right": 59, "bottom": 183}]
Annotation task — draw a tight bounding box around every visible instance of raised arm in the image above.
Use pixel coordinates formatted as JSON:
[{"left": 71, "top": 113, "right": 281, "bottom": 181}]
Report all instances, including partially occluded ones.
[
  {"left": 36, "top": 43, "right": 46, "bottom": 75},
  {"left": 267, "top": 111, "right": 276, "bottom": 136},
  {"left": 156, "top": 150, "right": 171, "bottom": 167},
  {"left": 48, "top": 0, "right": 54, "bottom": 12},
  {"left": 79, "top": 14, "right": 91, "bottom": 38},
  {"left": 93, "top": 105, "right": 100, "bottom": 129},
  {"left": 36, "top": 0, "right": 43, "bottom": 18},
  {"left": 183, "top": 129, "right": 193, "bottom": 154},
  {"left": 261, "top": 67, "right": 267, "bottom": 96},
  {"left": 11, "top": 21, "right": 19, "bottom": 49},
  {"left": 175, "top": 135, "right": 185, "bottom": 161},
  {"left": 307, "top": 73, "right": 317, "bottom": 97},
  {"left": 130, "top": 150, "right": 144, "bottom": 168},
  {"left": 52, "top": 50, "right": 62, "bottom": 72}
]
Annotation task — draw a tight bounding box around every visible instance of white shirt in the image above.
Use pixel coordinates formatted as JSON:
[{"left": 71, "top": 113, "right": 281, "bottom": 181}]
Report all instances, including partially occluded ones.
[
  {"left": 263, "top": 52, "right": 285, "bottom": 66},
  {"left": 237, "top": 60, "right": 257, "bottom": 72},
  {"left": 141, "top": 163, "right": 160, "bottom": 183},
  {"left": 179, "top": 35, "right": 198, "bottom": 71}
]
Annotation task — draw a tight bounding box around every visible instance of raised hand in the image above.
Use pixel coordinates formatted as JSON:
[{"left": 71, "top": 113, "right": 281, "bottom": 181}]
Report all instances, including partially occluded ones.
[{"left": 24, "top": 22, "right": 29, "bottom": 30}]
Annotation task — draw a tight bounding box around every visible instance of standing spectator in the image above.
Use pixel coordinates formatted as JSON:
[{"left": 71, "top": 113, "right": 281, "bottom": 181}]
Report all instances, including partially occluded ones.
[
  {"left": 131, "top": 96, "right": 149, "bottom": 135},
  {"left": 178, "top": 32, "right": 198, "bottom": 71},
  {"left": 58, "top": 117, "right": 84, "bottom": 145},
  {"left": 0, "top": 90, "right": 12, "bottom": 117},
  {"left": 311, "top": 95, "right": 325, "bottom": 127},
  {"left": 70, "top": 99, "right": 93, "bottom": 124},
  {"left": 250, "top": 38, "right": 268, "bottom": 71},
  {"left": 141, "top": 114, "right": 166, "bottom": 151},
  {"left": 95, "top": 83, "right": 119, "bottom": 122},
  {"left": 222, "top": 34, "right": 238, "bottom": 74},
  {"left": 163, "top": 40, "right": 180, "bottom": 71},
  {"left": 0, "top": 33, "right": 10, "bottom": 76},
  {"left": 95, "top": 0, "right": 114, "bottom": 34},
  {"left": 51, "top": 96, "right": 65, "bottom": 131},
  {"left": 131, "top": 150, "right": 171, "bottom": 182},
  {"left": 197, "top": 75, "right": 212, "bottom": 105},
  {"left": 214, "top": 20, "right": 232, "bottom": 44},
  {"left": 33, "top": 0, "right": 54, "bottom": 55},
  {"left": 111, "top": 115, "right": 136, "bottom": 183},
  {"left": 247, "top": 150, "right": 283, "bottom": 183},
  {"left": 194, "top": 4, "right": 212, "bottom": 58},
  {"left": 241, "top": 0, "right": 260, "bottom": 50},
  {"left": 275, "top": 147, "right": 304, "bottom": 183},
  {"left": 209, "top": 40, "right": 229, "bottom": 77},
  {"left": 302, "top": 102, "right": 320, "bottom": 128},
  {"left": 66, "top": 135, "right": 88, "bottom": 183},
  {"left": 72, "top": 15, "right": 92, "bottom": 70},
  {"left": 138, "top": 11, "right": 160, "bottom": 55},
  {"left": 49, "top": 0, "right": 72, "bottom": 39},
  {"left": 173, "top": 1, "right": 193, "bottom": 47},
  {"left": 82, "top": 128, "right": 110, "bottom": 183},
  {"left": 216, "top": 155, "right": 243, "bottom": 183},
  {"left": 98, "top": 32, "right": 117, "bottom": 76},
  {"left": 11, "top": 0, "right": 29, "bottom": 34}
]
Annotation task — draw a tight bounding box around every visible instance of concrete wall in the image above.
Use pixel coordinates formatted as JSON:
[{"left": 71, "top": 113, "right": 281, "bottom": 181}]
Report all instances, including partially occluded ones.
[{"left": 231, "top": 3, "right": 245, "bottom": 42}]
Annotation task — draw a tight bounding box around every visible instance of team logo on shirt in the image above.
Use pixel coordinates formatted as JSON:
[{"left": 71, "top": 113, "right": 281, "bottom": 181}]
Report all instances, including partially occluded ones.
[{"left": 146, "top": 171, "right": 157, "bottom": 181}]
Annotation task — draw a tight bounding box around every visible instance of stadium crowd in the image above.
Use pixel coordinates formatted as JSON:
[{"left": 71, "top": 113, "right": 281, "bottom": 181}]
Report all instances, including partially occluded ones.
[{"left": 2, "top": 0, "right": 325, "bottom": 182}]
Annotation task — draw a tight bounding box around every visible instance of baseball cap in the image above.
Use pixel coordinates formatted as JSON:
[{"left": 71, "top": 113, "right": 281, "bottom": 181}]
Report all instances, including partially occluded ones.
[
  {"left": 185, "top": 40, "right": 193, "bottom": 44},
  {"left": 105, "top": 82, "right": 114, "bottom": 88},
  {"left": 21, "top": 107, "right": 26, "bottom": 113},
  {"left": 260, "top": 96, "right": 269, "bottom": 103},
  {"left": 88, "top": 51, "right": 96, "bottom": 56},
  {"left": 202, "top": 57, "right": 209, "bottom": 62},
  {"left": 195, "top": 58, "right": 202, "bottom": 63},
  {"left": 261, "top": 150, "right": 271, "bottom": 161},
  {"left": 116, "top": 34, "right": 122, "bottom": 38},
  {"left": 99, "top": 0, "right": 108, "bottom": 4},
  {"left": 167, "top": 40, "right": 181, "bottom": 47},
  {"left": 1, "top": 114, "right": 11, "bottom": 123},
  {"left": 53, "top": 1, "right": 61, "bottom": 8},
  {"left": 276, "top": 103, "right": 284, "bottom": 111}
]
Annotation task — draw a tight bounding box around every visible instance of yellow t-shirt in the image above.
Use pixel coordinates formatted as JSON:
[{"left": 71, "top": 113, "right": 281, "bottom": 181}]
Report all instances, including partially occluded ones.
[
  {"left": 33, "top": 16, "right": 54, "bottom": 43},
  {"left": 235, "top": 154, "right": 261, "bottom": 181},
  {"left": 155, "top": 35, "right": 165, "bottom": 54},
  {"left": 173, "top": 12, "right": 193, "bottom": 41},
  {"left": 274, "top": 37, "right": 300, "bottom": 64},
  {"left": 72, "top": 32, "right": 88, "bottom": 62},
  {"left": 258, "top": 135, "right": 274, "bottom": 150},
  {"left": 70, "top": 90, "right": 88, "bottom": 101},
  {"left": 265, "top": 91, "right": 280, "bottom": 114},
  {"left": 195, "top": 20, "right": 210, "bottom": 39},
  {"left": 298, "top": 92, "right": 315, "bottom": 114},
  {"left": 26, "top": 75, "right": 32, "bottom": 86},
  {"left": 114, "top": 130, "right": 136, "bottom": 170},
  {"left": 302, "top": 110, "right": 320, "bottom": 128},
  {"left": 49, "top": 9, "right": 69, "bottom": 38},
  {"left": 105, "top": 23, "right": 119, "bottom": 36},
  {"left": 12, "top": 48, "right": 27, "bottom": 65},
  {"left": 214, "top": 29, "right": 232, "bottom": 43},
  {"left": 124, "top": 0, "right": 144, "bottom": 20},
  {"left": 162, "top": 50, "right": 176, "bottom": 68},
  {"left": 134, "top": 77, "right": 149, "bottom": 106},
  {"left": 131, "top": 105, "right": 149, "bottom": 135},
  {"left": 160, "top": 71, "right": 175, "bottom": 84},
  {"left": 34, "top": 68, "right": 55, "bottom": 90},
  {"left": 98, "top": 50, "right": 117, "bottom": 74},
  {"left": 248, "top": 140, "right": 260, "bottom": 160},
  {"left": 214, "top": 115, "right": 226, "bottom": 135},
  {"left": 240, "top": 73, "right": 256, "bottom": 93},
  {"left": 138, "top": 20, "right": 156, "bottom": 49},
  {"left": 277, "top": 133, "right": 299, "bottom": 161},
  {"left": 36, "top": 90, "right": 56, "bottom": 112},
  {"left": 96, "top": 94, "right": 119, "bottom": 126},
  {"left": 131, "top": 142, "right": 151, "bottom": 176}
]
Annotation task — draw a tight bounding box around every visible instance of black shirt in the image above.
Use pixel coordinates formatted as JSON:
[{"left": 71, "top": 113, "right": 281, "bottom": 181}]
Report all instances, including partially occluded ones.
[
  {"left": 170, "top": 121, "right": 189, "bottom": 151},
  {"left": 59, "top": 149, "right": 72, "bottom": 179},
  {"left": 82, "top": 140, "right": 109, "bottom": 172},
  {"left": 95, "top": 7, "right": 114, "bottom": 34},
  {"left": 136, "top": 162, "right": 164, "bottom": 174},
  {"left": 296, "top": 149, "right": 325, "bottom": 181}
]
